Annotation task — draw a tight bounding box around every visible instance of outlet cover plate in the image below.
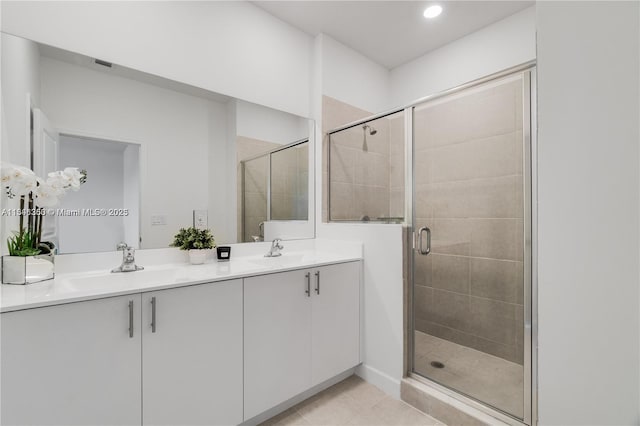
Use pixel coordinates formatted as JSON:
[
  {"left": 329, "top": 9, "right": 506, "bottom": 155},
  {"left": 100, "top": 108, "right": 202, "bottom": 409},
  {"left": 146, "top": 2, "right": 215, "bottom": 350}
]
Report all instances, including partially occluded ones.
[
  {"left": 193, "top": 210, "right": 208, "bottom": 229},
  {"left": 151, "top": 214, "right": 167, "bottom": 226}
]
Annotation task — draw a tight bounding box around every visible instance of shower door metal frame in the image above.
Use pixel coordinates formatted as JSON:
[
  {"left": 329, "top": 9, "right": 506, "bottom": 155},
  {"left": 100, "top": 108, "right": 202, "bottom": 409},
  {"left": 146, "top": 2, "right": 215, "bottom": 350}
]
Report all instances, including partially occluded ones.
[
  {"left": 324, "top": 61, "right": 537, "bottom": 425},
  {"left": 406, "top": 63, "right": 537, "bottom": 426}
]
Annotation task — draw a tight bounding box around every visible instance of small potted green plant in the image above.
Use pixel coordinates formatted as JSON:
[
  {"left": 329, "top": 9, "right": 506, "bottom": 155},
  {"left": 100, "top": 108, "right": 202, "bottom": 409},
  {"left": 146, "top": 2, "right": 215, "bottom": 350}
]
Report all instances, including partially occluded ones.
[{"left": 170, "top": 227, "right": 216, "bottom": 265}]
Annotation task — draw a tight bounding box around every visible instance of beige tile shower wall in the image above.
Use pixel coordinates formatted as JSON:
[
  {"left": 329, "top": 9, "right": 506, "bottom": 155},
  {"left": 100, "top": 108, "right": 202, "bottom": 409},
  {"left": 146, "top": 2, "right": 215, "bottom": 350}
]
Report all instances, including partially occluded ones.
[
  {"left": 323, "top": 96, "right": 372, "bottom": 222},
  {"left": 413, "top": 78, "right": 525, "bottom": 364},
  {"left": 271, "top": 146, "right": 296, "bottom": 220},
  {"left": 323, "top": 95, "right": 400, "bottom": 222},
  {"left": 388, "top": 116, "right": 405, "bottom": 219},
  {"left": 237, "top": 136, "right": 279, "bottom": 242}
]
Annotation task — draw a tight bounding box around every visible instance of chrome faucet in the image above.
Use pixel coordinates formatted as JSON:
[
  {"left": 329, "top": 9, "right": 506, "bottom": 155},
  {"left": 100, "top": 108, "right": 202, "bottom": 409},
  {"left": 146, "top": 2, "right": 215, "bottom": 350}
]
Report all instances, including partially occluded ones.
[
  {"left": 265, "top": 238, "right": 284, "bottom": 257},
  {"left": 112, "top": 242, "right": 144, "bottom": 273}
]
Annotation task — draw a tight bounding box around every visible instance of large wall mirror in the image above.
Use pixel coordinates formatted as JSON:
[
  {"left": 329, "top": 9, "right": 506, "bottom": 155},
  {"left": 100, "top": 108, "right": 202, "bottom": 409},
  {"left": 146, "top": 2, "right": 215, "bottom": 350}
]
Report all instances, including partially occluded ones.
[{"left": 1, "top": 32, "right": 315, "bottom": 254}]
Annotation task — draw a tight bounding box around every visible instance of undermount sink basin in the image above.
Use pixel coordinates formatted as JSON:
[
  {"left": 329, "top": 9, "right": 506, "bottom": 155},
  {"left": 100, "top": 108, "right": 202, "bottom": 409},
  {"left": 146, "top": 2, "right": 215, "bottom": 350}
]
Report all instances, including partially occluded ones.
[
  {"left": 245, "top": 253, "right": 309, "bottom": 268},
  {"left": 60, "top": 268, "right": 177, "bottom": 292}
]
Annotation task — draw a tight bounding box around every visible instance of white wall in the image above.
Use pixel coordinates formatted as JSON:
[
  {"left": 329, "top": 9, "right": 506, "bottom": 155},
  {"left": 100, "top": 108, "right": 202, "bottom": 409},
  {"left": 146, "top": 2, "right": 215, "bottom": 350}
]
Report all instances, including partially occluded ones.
[
  {"left": 314, "top": 33, "right": 405, "bottom": 397},
  {"left": 320, "top": 34, "right": 390, "bottom": 113},
  {"left": 0, "top": 33, "right": 40, "bottom": 253},
  {"left": 40, "top": 56, "right": 220, "bottom": 248},
  {"left": 224, "top": 101, "right": 239, "bottom": 244},
  {"left": 1, "top": 32, "right": 39, "bottom": 166},
  {"left": 319, "top": 222, "right": 405, "bottom": 396},
  {"left": 58, "top": 135, "right": 127, "bottom": 254},
  {"left": 236, "top": 100, "right": 309, "bottom": 145},
  {"left": 390, "top": 6, "right": 535, "bottom": 107},
  {"left": 1, "top": 1, "right": 312, "bottom": 117},
  {"left": 207, "top": 101, "right": 233, "bottom": 244},
  {"left": 122, "top": 144, "right": 140, "bottom": 250},
  {"left": 536, "top": 2, "right": 639, "bottom": 424}
]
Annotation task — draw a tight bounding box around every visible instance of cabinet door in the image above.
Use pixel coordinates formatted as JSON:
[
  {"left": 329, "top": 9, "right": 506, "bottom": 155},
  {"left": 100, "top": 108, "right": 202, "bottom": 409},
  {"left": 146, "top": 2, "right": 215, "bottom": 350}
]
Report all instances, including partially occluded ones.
[
  {"left": 244, "top": 270, "right": 312, "bottom": 420},
  {"left": 311, "top": 261, "right": 361, "bottom": 385},
  {"left": 1, "top": 295, "right": 142, "bottom": 426},
  {"left": 142, "top": 280, "right": 243, "bottom": 426}
]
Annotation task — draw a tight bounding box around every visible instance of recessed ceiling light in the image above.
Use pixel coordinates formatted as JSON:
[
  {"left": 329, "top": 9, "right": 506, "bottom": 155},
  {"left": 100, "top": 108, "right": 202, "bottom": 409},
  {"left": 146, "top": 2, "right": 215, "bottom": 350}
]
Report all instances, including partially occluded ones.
[{"left": 423, "top": 5, "right": 443, "bottom": 19}]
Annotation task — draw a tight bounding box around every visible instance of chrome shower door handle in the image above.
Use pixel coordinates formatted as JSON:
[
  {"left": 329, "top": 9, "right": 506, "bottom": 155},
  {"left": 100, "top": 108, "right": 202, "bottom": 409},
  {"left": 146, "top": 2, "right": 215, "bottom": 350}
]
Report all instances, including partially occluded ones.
[{"left": 417, "top": 226, "right": 431, "bottom": 255}]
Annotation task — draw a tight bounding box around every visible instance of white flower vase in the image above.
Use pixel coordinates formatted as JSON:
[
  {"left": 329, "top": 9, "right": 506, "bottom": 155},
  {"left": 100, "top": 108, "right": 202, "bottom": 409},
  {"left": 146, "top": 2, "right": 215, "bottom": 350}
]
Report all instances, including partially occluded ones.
[{"left": 188, "top": 249, "right": 209, "bottom": 265}]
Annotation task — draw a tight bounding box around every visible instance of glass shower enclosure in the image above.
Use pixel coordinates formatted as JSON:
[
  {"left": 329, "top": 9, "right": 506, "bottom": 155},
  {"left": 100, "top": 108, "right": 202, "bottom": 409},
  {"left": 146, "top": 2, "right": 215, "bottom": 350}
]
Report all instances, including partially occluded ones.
[{"left": 327, "top": 65, "right": 535, "bottom": 424}]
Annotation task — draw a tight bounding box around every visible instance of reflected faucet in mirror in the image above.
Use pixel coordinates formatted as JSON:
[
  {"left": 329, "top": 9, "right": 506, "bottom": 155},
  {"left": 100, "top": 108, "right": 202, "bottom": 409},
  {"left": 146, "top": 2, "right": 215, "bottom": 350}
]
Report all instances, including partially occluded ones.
[
  {"left": 111, "top": 242, "right": 144, "bottom": 273},
  {"left": 251, "top": 222, "right": 265, "bottom": 242}
]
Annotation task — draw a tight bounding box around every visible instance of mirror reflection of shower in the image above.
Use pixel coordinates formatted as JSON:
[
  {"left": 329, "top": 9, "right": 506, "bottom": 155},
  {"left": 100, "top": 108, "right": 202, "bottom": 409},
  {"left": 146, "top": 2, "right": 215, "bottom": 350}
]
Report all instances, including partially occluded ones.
[{"left": 362, "top": 124, "right": 377, "bottom": 152}]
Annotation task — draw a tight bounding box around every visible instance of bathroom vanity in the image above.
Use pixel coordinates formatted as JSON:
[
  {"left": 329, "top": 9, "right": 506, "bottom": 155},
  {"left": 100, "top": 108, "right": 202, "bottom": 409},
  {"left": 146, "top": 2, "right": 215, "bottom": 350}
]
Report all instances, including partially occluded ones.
[{"left": 0, "top": 241, "right": 362, "bottom": 426}]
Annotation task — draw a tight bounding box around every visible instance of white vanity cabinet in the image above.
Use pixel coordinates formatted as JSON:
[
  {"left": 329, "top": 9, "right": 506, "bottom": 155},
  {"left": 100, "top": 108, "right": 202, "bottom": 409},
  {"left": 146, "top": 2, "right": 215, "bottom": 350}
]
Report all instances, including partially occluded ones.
[
  {"left": 1, "top": 258, "right": 361, "bottom": 425},
  {"left": 1, "top": 280, "right": 243, "bottom": 426},
  {"left": 141, "top": 280, "right": 243, "bottom": 426},
  {"left": 1, "top": 294, "right": 143, "bottom": 426},
  {"left": 244, "top": 268, "right": 313, "bottom": 419},
  {"left": 310, "top": 261, "right": 361, "bottom": 385},
  {"left": 244, "top": 261, "right": 361, "bottom": 420}
]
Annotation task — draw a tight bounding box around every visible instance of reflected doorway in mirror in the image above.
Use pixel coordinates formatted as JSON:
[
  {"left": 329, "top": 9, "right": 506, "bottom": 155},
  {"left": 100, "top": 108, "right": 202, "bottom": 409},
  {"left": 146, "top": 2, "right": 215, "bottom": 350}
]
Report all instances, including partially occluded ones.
[{"left": 56, "top": 134, "right": 141, "bottom": 254}]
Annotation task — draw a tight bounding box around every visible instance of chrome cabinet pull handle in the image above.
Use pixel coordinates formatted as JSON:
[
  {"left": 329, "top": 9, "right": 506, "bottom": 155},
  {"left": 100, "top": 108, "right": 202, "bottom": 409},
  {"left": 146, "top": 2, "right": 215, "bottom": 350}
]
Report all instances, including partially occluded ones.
[
  {"left": 128, "top": 300, "right": 134, "bottom": 338},
  {"left": 305, "top": 272, "right": 311, "bottom": 297},
  {"left": 151, "top": 296, "right": 157, "bottom": 333},
  {"left": 417, "top": 226, "right": 431, "bottom": 255},
  {"left": 315, "top": 271, "right": 320, "bottom": 295}
]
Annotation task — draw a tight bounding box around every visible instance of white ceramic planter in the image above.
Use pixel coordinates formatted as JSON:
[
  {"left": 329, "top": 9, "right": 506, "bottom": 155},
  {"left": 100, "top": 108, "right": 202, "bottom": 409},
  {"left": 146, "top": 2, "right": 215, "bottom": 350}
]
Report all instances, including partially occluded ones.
[
  {"left": 2, "top": 253, "right": 55, "bottom": 285},
  {"left": 188, "top": 249, "right": 210, "bottom": 265}
]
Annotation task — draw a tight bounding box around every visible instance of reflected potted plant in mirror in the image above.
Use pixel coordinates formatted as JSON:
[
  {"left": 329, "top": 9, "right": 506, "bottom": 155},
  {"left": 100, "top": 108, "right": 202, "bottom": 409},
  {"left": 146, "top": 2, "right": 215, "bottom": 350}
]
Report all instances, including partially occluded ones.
[
  {"left": 170, "top": 227, "right": 216, "bottom": 265},
  {"left": 1, "top": 163, "right": 87, "bottom": 284}
]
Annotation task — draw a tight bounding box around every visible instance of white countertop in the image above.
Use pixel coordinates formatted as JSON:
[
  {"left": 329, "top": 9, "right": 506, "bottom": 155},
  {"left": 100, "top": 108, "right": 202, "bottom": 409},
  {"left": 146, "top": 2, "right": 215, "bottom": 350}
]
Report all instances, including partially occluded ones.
[{"left": 1, "top": 239, "right": 363, "bottom": 313}]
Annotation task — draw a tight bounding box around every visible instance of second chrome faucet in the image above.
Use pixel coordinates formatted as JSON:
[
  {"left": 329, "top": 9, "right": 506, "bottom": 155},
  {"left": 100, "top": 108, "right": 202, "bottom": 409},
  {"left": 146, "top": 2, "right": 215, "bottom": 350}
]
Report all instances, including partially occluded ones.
[
  {"left": 265, "top": 238, "right": 284, "bottom": 257},
  {"left": 112, "top": 242, "right": 145, "bottom": 273}
]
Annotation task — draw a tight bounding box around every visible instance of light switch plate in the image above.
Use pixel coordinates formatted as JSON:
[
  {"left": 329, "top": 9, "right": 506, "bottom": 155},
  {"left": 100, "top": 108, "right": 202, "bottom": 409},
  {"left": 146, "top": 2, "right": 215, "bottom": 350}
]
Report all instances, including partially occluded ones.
[{"left": 193, "top": 210, "right": 208, "bottom": 229}]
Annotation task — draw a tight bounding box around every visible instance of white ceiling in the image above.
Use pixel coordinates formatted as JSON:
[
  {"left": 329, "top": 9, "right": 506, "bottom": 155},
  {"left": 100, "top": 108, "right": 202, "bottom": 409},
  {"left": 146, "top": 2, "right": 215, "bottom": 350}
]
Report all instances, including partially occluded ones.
[{"left": 253, "top": 1, "right": 534, "bottom": 69}]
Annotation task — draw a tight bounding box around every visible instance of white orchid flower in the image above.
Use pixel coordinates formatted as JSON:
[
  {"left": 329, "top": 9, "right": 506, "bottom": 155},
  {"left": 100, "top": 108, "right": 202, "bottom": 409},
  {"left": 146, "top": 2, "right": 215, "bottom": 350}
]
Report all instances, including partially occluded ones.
[
  {"left": 1, "top": 164, "right": 15, "bottom": 196},
  {"left": 2, "top": 163, "right": 85, "bottom": 202},
  {"left": 1, "top": 163, "right": 38, "bottom": 198},
  {"left": 33, "top": 180, "right": 60, "bottom": 207},
  {"left": 46, "top": 171, "right": 71, "bottom": 196},
  {"left": 62, "top": 167, "right": 83, "bottom": 191},
  {"left": 1, "top": 162, "right": 13, "bottom": 185}
]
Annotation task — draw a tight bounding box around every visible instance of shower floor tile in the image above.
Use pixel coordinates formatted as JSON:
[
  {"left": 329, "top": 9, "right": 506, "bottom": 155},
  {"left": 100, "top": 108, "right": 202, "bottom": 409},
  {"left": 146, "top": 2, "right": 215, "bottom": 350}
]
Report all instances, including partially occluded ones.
[
  {"left": 413, "top": 331, "right": 523, "bottom": 419},
  {"left": 260, "top": 375, "right": 444, "bottom": 426}
]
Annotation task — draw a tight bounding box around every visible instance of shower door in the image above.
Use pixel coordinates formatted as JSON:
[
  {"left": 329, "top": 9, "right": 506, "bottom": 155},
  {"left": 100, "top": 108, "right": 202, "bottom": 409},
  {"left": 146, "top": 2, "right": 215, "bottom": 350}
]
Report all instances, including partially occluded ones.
[{"left": 411, "top": 71, "right": 532, "bottom": 422}]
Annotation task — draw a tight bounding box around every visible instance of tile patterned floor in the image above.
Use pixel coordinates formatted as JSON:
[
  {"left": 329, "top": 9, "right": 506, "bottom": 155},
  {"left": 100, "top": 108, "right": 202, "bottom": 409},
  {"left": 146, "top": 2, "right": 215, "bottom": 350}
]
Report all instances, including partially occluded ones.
[
  {"left": 260, "top": 375, "right": 444, "bottom": 426},
  {"left": 413, "top": 331, "right": 523, "bottom": 418}
]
